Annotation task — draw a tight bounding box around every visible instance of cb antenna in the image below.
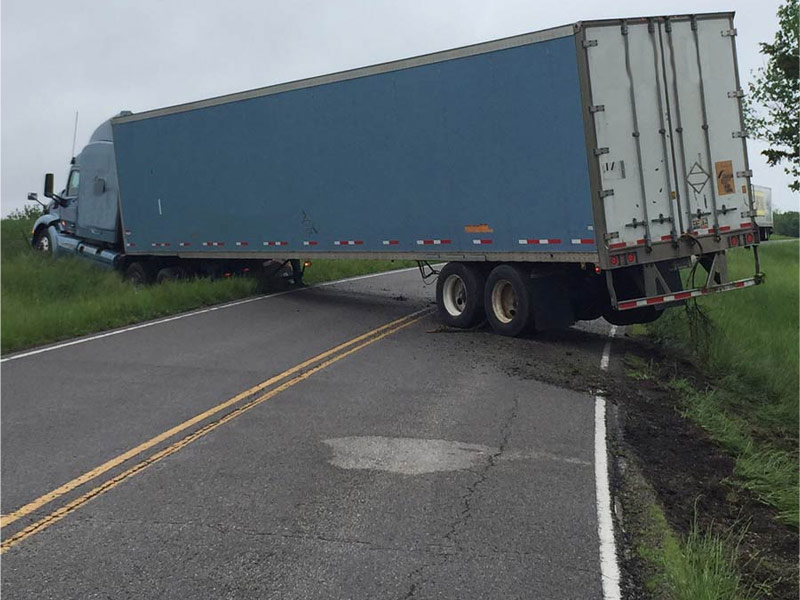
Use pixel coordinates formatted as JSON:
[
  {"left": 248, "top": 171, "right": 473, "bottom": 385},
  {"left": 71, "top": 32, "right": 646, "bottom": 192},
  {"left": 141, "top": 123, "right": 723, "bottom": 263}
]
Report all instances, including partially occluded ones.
[{"left": 71, "top": 111, "right": 79, "bottom": 159}]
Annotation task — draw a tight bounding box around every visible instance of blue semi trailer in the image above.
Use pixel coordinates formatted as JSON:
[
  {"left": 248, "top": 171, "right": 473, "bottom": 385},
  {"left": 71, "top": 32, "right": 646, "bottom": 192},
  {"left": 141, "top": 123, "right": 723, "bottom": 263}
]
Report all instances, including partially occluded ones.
[{"left": 30, "top": 13, "right": 762, "bottom": 336}]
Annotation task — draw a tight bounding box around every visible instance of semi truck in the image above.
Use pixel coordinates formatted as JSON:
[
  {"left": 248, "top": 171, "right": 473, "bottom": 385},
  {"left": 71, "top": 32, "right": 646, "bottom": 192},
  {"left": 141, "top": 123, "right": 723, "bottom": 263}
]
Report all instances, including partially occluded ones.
[
  {"left": 752, "top": 184, "right": 774, "bottom": 240},
  {"left": 29, "top": 12, "right": 763, "bottom": 337}
]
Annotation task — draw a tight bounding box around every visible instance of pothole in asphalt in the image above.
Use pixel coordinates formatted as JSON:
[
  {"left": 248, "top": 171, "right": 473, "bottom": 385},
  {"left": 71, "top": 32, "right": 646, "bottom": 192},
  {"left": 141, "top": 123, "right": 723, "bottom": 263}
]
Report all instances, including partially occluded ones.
[{"left": 323, "top": 436, "right": 494, "bottom": 475}]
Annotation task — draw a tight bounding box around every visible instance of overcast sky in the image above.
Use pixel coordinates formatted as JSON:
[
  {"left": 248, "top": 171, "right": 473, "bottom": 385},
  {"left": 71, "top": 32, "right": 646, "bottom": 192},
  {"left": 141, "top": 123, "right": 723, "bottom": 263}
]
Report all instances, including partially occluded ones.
[{"left": 2, "top": 0, "right": 797, "bottom": 217}]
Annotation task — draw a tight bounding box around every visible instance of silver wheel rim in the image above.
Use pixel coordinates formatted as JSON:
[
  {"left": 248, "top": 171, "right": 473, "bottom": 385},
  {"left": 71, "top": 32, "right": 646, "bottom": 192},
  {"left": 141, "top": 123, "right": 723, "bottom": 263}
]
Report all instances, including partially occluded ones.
[
  {"left": 37, "top": 235, "right": 50, "bottom": 252},
  {"left": 442, "top": 274, "right": 467, "bottom": 317},
  {"left": 491, "top": 280, "right": 517, "bottom": 324}
]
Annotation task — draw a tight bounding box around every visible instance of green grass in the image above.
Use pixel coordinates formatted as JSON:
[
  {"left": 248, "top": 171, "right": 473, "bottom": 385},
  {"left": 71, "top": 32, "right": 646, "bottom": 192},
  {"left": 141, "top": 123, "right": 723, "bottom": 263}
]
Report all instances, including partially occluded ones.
[
  {"left": 647, "top": 241, "right": 799, "bottom": 526},
  {"left": 1, "top": 217, "right": 417, "bottom": 354}
]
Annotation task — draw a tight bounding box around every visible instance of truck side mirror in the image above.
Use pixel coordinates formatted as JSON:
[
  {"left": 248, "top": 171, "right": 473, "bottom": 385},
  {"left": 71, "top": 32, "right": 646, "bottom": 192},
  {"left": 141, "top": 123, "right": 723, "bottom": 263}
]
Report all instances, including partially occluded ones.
[{"left": 44, "top": 173, "right": 54, "bottom": 198}]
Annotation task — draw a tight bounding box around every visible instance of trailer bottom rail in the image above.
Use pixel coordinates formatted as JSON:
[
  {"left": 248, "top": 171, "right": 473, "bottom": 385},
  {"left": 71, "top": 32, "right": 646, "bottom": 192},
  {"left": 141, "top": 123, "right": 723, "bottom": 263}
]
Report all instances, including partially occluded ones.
[{"left": 616, "top": 276, "right": 762, "bottom": 311}]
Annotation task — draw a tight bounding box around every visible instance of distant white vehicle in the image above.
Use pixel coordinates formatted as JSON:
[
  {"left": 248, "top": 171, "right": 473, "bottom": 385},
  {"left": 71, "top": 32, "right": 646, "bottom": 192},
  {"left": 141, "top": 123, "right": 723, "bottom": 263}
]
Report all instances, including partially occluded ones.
[{"left": 752, "top": 185, "right": 774, "bottom": 240}]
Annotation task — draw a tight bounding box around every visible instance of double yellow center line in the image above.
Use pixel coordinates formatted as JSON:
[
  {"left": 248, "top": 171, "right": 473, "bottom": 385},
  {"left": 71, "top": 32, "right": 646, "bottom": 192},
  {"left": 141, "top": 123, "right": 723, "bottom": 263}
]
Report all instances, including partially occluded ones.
[{"left": 1, "top": 308, "right": 431, "bottom": 554}]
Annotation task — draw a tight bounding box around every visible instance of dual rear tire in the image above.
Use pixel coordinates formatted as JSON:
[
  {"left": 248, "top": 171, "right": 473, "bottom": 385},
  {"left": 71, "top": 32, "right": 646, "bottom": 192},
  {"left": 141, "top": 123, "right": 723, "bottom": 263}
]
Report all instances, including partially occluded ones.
[{"left": 436, "top": 263, "right": 535, "bottom": 336}]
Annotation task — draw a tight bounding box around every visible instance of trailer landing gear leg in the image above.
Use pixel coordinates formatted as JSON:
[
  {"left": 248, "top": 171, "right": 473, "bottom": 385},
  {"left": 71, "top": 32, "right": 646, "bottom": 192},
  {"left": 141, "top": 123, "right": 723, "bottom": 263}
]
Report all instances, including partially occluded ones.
[{"left": 290, "top": 259, "right": 304, "bottom": 287}]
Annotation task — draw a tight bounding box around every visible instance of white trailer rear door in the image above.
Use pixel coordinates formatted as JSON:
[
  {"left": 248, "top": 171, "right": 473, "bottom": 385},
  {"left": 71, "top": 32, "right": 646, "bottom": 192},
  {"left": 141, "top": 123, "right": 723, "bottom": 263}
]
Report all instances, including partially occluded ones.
[{"left": 584, "top": 14, "right": 754, "bottom": 250}]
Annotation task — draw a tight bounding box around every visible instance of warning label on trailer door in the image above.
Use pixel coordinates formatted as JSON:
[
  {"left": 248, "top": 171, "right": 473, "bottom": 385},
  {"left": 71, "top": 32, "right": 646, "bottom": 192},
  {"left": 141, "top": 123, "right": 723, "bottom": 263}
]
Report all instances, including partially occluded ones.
[{"left": 715, "top": 160, "right": 735, "bottom": 195}]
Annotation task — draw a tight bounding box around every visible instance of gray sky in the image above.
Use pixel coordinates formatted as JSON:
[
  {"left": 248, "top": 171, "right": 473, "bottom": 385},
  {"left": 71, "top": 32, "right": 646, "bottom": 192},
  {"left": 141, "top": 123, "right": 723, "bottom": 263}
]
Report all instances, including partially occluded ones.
[{"left": 2, "top": 0, "right": 797, "bottom": 217}]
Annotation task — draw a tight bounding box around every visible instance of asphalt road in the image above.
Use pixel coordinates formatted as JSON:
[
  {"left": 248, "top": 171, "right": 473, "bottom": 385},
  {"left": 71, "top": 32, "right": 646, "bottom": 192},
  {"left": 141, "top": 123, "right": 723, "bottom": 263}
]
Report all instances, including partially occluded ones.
[{"left": 1, "top": 268, "right": 616, "bottom": 599}]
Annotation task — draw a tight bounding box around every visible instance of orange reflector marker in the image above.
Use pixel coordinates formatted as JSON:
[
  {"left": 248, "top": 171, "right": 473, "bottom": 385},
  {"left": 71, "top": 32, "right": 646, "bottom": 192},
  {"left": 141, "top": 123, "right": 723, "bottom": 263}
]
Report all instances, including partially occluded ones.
[{"left": 304, "top": 261, "right": 312, "bottom": 268}]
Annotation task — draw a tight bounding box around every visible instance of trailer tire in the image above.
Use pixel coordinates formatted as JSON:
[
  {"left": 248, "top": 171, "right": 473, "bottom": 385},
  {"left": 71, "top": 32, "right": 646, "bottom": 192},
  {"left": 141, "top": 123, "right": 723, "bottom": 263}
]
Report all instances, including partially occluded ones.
[
  {"left": 484, "top": 264, "right": 535, "bottom": 337},
  {"left": 603, "top": 306, "right": 662, "bottom": 326},
  {"left": 125, "top": 262, "right": 155, "bottom": 285},
  {"left": 156, "top": 267, "right": 187, "bottom": 284},
  {"left": 436, "top": 262, "right": 485, "bottom": 329}
]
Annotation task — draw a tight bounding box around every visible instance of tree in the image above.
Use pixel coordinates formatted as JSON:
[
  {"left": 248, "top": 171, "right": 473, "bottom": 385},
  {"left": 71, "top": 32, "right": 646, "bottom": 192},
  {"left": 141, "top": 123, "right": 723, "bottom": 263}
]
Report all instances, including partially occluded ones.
[{"left": 746, "top": 0, "right": 799, "bottom": 191}]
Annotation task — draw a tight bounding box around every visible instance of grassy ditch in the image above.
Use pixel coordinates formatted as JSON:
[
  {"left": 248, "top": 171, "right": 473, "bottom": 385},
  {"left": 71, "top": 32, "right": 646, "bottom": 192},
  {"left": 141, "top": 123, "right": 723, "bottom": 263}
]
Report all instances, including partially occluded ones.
[
  {"left": 646, "top": 240, "right": 799, "bottom": 527},
  {"left": 1, "top": 216, "right": 416, "bottom": 354}
]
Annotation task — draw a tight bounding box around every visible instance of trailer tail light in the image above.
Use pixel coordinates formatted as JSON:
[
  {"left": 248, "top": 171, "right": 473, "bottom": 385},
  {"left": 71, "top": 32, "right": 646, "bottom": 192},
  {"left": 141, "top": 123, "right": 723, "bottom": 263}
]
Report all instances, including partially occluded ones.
[
  {"left": 610, "top": 255, "right": 620, "bottom": 267},
  {"left": 729, "top": 235, "right": 739, "bottom": 247},
  {"left": 242, "top": 267, "right": 250, "bottom": 273},
  {"left": 223, "top": 272, "right": 232, "bottom": 277},
  {"left": 745, "top": 232, "right": 755, "bottom": 245},
  {"left": 626, "top": 252, "right": 637, "bottom": 264},
  {"left": 594, "top": 265, "right": 602, "bottom": 274}
]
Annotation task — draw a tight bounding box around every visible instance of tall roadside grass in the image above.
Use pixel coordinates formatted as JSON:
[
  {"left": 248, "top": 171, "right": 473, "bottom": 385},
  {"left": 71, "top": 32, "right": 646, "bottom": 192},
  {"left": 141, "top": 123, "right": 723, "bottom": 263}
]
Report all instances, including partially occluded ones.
[
  {"left": 648, "top": 241, "right": 799, "bottom": 526},
  {"left": 1, "top": 216, "right": 416, "bottom": 354}
]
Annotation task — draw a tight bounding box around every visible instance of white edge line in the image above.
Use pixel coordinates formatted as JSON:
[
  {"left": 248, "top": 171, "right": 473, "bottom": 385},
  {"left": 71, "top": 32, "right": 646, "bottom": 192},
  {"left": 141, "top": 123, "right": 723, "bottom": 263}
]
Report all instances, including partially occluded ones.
[
  {"left": 1, "top": 266, "right": 422, "bottom": 363},
  {"left": 596, "top": 324, "right": 621, "bottom": 600}
]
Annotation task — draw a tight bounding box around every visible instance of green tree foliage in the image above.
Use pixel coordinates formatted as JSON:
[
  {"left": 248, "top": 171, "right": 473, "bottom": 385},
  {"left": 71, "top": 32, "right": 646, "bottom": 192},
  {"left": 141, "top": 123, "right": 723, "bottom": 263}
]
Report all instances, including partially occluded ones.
[
  {"left": 774, "top": 210, "right": 800, "bottom": 236},
  {"left": 747, "top": 0, "right": 799, "bottom": 191},
  {"left": 5, "top": 205, "right": 43, "bottom": 221}
]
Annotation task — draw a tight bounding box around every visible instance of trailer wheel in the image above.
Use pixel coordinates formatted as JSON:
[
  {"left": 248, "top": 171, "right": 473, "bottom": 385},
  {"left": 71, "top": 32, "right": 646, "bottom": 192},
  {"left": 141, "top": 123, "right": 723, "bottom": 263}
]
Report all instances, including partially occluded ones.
[
  {"left": 435, "top": 262, "right": 485, "bottom": 328},
  {"left": 156, "top": 267, "right": 187, "bottom": 284},
  {"left": 125, "top": 262, "right": 155, "bottom": 285},
  {"left": 484, "top": 264, "right": 535, "bottom": 337}
]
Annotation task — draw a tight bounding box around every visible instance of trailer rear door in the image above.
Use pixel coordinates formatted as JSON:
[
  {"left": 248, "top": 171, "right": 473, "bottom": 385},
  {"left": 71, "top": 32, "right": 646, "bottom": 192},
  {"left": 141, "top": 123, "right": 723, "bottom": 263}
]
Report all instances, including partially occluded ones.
[{"left": 583, "top": 14, "right": 754, "bottom": 252}]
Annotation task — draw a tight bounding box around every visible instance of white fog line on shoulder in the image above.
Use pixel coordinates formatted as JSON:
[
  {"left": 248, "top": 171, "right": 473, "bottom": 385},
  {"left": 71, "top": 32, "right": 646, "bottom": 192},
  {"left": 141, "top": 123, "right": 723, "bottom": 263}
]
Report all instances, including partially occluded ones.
[{"left": 595, "top": 324, "right": 621, "bottom": 600}]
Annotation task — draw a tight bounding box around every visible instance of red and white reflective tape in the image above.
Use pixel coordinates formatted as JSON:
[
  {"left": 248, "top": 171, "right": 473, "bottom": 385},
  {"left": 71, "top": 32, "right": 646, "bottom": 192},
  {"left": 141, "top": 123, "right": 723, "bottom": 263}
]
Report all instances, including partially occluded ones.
[
  {"left": 202, "top": 241, "right": 225, "bottom": 247},
  {"left": 740, "top": 221, "right": 753, "bottom": 229},
  {"left": 617, "top": 278, "right": 757, "bottom": 311},
  {"left": 660, "top": 234, "right": 673, "bottom": 242},
  {"left": 693, "top": 227, "right": 716, "bottom": 236},
  {"left": 126, "top": 242, "right": 136, "bottom": 248},
  {"left": 303, "top": 241, "right": 318, "bottom": 246},
  {"left": 179, "top": 242, "right": 191, "bottom": 247},
  {"left": 608, "top": 238, "right": 645, "bottom": 249},
  {"left": 124, "top": 230, "right": 132, "bottom": 236},
  {"left": 416, "top": 239, "right": 451, "bottom": 245},
  {"left": 571, "top": 238, "right": 595, "bottom": 245},
  {"left": 151, "top": 242, "right": 171, "bottom": 247},
  {"left": 334, "top": 240, "right": 364, "bottom": 246},
  {"left": 382, "top": 240, "right": 399, "bottom": 246},
  {"left": 718, "top": 225, "right": 732, "bottom": 232},
  {"left": 262, "top": 241, "right": 288, "bottom": 246},
  {"left": 518, "top": 238, "right": 562, "bottom": 245},
  {"left": 235, "top": 241, "right": 249, "bottom": 246},
  {"left": 472, "top": 239, "right": 493, "bottom": 245}
]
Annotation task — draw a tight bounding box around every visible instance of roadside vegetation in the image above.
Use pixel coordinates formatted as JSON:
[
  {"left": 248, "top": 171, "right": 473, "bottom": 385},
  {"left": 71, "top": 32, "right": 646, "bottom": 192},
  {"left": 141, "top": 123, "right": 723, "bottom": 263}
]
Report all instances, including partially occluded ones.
[
  {"left": 1, "top": 215, "right": 416, "bottom": 354},
  {"left": 622, "top": 239, "right": 799, "bottom": 599},
  {"left": 648, "top": 240, "right": 799, "bottom": 527}
]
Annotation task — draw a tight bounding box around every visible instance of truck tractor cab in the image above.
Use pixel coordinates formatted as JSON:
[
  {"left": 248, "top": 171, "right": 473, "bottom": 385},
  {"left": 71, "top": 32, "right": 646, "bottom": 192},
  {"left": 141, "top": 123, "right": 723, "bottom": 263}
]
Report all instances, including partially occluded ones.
[{"left": 30, "top": 112, "right": 130, "bottom": 255}]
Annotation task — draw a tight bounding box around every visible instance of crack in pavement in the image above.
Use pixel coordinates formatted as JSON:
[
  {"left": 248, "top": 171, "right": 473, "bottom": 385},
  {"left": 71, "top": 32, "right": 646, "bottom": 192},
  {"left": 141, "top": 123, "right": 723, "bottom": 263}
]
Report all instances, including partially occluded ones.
[{"left": 400, "top": 395, "right": 520, "bottom": 599}]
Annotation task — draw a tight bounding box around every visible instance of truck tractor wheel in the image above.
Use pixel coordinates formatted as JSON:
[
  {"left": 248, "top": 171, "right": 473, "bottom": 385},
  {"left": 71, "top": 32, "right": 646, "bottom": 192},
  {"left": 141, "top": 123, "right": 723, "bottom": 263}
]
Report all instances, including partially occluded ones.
[
  {"left": 484, "top": 264, "right": 535, "bottom": 337},
  {"left": 156, "top": 267, "right": 187, "bottom": 284},
  {"left": 124, "top": 262, "right": 155, "bottom": 285},
  {"left": 33, "top": 227, "right": 55, "bottom": 257},
  {"left": 436, "top": 262, "right": 485, "bottom": 328}
]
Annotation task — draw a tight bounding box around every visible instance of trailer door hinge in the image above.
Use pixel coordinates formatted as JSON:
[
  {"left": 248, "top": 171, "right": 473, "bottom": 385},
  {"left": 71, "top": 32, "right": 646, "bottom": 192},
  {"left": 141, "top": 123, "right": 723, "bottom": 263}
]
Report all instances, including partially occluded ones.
[
  {"left": 589, "top": 104, "right": 605, "bottom": 113},
  {"left": 603, "top": 232, "right": 620, "bottom": 241},
  {"left": 732, "top": 130, "right": 748, "bottom": 138},
  {"left": 599, "top": 189, "right": 615, "bottom": 198},
  {"left": 721, "top": 28, "right": 738, "bottom": 37},
  {"left": 736, "top": 169, "right": 753, "bottom": 178},
  {"left": 727, "top": 89, "right": 745, "bottom": 98},
  {"left": 583, "top": 39, "right": 598, "bottom": 48},
  {"left": 594, "top": 147, "right": 610, "bottom": 156},
  {"left": 741, "top": 210, "right": 758, "bottom": 218}
]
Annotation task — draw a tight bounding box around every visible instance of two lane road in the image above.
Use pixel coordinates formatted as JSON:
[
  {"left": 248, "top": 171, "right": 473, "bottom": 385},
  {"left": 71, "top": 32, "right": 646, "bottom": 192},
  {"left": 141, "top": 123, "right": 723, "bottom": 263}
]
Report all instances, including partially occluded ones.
[{"left": 2, "top": 268, "right": 618, "bottom": 599}]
